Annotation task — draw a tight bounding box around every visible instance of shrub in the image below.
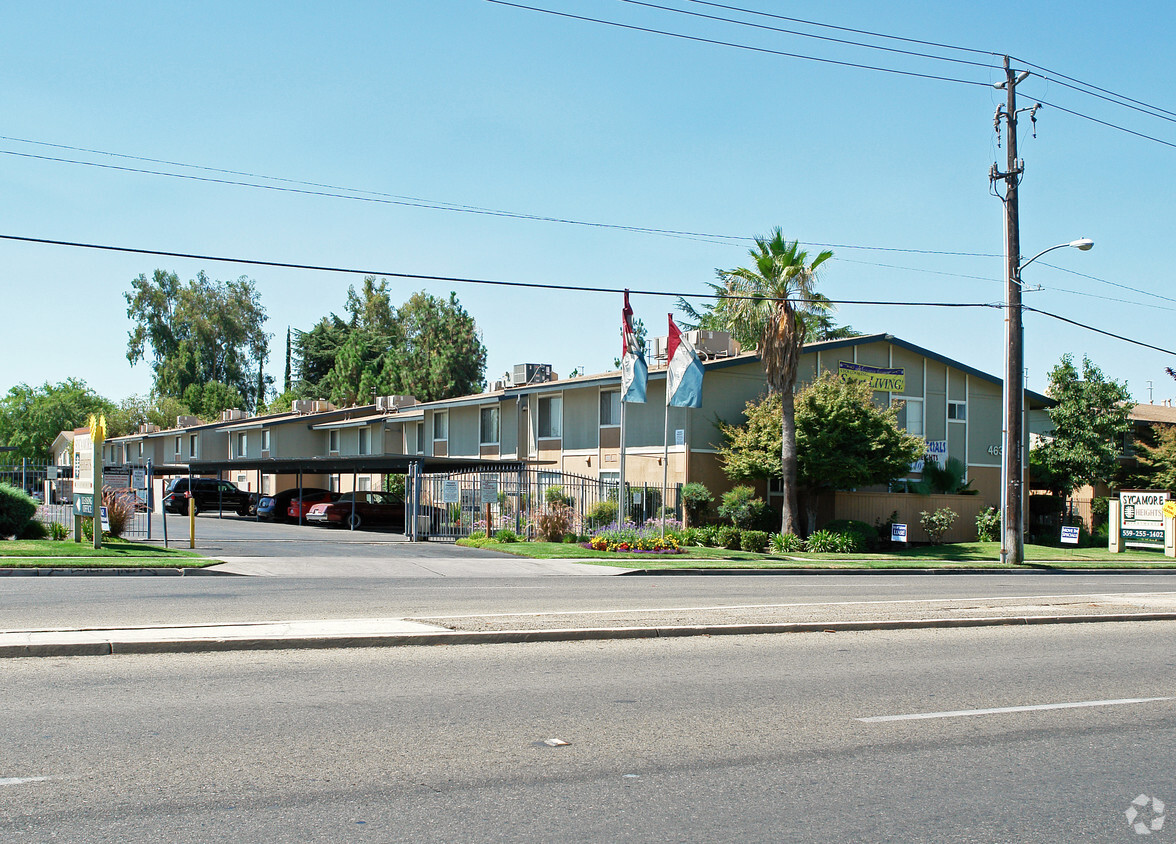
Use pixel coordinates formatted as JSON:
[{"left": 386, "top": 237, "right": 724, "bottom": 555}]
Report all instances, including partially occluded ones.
[
  {"left": 715, "top": 525, "right": 741, "bottom": 550},
  {"left": 536, "top": 503, "right": 573, "bottom": 542},
  {"left": 0, "top": 482, "right": 37, "bottom": 539},
  {"left": 102, "top": 487, "right": 137, "bottom": 539},
  {"left": 81, "top": 517, "right": 94, "bottom": 541},
  {"left": 493, "top": 528, "right": 519, "bottom": 543},
  {"left": 1091, "top": 497, "right": 1109, "bottom": 530},
  {"left": 717, "top": 485, "right": 766, "bottom": 530},
  {"left": 49, "top": 521, "right": 69, "bottom": 541},
  {"left": 822, "top": 519, "right": 878, "bottom": 552},
  {"left": 17, "top": 518, "right": 49, "bottom": 540},
  {"left": 975, "top": 507, "right": 1001, "bottom": 542},
  {"left": 770, "top": 533, "right": 804, "bottom": 553},
  {"left": 804, "top": 530, "right": 842, "bottom": 553},
  {"left": 740, "top": 530, "right": 769, "bottom": 553},
  {"left": 920, "top": 508, "right": 958, "bottom": 545},
  {"left": 696, "top": 524, "right": 720, "bottom": 547},
  {"left": 677, "top": 527, "right": 702, "bottom": 547},
  {"left": 586, "top": 499, "right": 618, "bottom": 528},
  {"left": 544, "top": 485, "right": 573, "bottom": 508},
  {"left": 680, "top": 482, "right": 713, "bottom": 526}
]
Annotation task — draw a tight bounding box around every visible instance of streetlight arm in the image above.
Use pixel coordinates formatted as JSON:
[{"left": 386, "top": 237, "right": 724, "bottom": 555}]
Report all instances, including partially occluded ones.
[{"left": 1018, "top": 238, "right": 1095, "bottom": 274}]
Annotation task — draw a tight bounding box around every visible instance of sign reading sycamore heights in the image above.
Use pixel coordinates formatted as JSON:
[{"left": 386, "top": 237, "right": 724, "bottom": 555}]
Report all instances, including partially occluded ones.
[
  {"left": 1120, "top": 490, "right": 1170, "bottom": 548},
  {"left": 838, "top": 361, "right": 905, "bottom": 392}
]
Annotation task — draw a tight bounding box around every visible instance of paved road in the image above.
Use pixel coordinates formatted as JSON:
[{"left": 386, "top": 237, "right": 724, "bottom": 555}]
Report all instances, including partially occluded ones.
[{"left": 3, "top": 622, "right": 1173, "bottom": 842}]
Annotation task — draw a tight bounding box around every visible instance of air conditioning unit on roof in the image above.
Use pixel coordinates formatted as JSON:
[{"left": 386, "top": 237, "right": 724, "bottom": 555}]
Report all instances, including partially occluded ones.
[
  {"left": 513, "top": 364, "right": 553, "bottom": 385},
  {"left": 292, "top": 400, "right": 315, "bottom": 414}
]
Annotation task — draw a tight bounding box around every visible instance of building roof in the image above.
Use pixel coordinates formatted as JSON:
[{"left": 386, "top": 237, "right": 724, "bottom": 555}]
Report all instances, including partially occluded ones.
[{"left": 1130, "top": 403, "right": 1176, "bottom": 425}]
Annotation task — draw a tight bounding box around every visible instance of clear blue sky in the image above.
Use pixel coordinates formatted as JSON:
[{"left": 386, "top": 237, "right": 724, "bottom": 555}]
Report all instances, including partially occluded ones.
[{"left": 2, "top": 1, "right": 1174, "bottom": 405}]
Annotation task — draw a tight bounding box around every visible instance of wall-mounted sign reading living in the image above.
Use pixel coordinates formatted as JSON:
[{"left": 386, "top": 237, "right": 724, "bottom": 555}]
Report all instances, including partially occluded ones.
[
  {"left": 838, "top": 361, "right": 905, "bottom": 392},
  {"left": 1120, "top": 490, "right": 1170, "bottom": 547}
]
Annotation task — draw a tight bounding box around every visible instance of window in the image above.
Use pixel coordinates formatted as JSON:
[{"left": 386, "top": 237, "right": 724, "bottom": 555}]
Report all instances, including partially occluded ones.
[
  {"left": 138, "top": 442, "right": 144, "bottom": 458},
  {"left": 896, "top": 398, "right": 924, "bottom": 437},
  {"left": 329, "top": 474, "right": 339, "bottom": 493},
  {"left": 261, "top": 429, "right": 271, "bottom": 452},
  {"left": 538, "top": 396, "right": 562, "bottom": 439},
  {"left": 600, "top": 390, "right": 620, "bottom": 426},
  {"left": 189, "top": 434, "right": 198, "bottom": 458},
  {"left": 433, "top": 411, "right": 448, "bottom": 441},
  {"left": 480, "top": 406, "right": 500, "bottom": 445},
  {"left": 416, "top": 422, "right": 425, "bottom": 454},
  {"left": 358, "top": 476, "right": 371, "bottom": 491},
  {"left": 174, "top": 436, "right": 182, "bottom": 456},
  {"left": 329, "top": 429, "right": 339, "bottom": 453},
  {"left": 948, "top": 401, "right": 967, "bottom": 421},
  {"left": 359, "top": 427, "right": 370, "bottom": 455},
  {"left": 236, "top": 432, "right": 247, "bottom": 458}
]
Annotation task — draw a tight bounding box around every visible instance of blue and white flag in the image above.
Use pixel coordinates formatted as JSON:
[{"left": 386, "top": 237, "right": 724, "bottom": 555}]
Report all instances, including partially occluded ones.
[
  {"left": 621, "top": 291, "right": 647, "bottom": 403},
  {"left": 666, "top": 316, "right": 704, "bottom": 408}
]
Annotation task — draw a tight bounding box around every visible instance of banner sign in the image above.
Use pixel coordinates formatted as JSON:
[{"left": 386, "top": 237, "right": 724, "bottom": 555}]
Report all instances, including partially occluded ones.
[
  {"left": 1120, "top": 490, "right": 1170, "bottom": 547},
  {"left": 73, "top": 433, "right": 93, "bottom": 495},
  {"left": 838, "top": 361, "right": 905, "bottom": 392},
  {"left": 911, "top": 440, "right": 949, "bottom": 473}
]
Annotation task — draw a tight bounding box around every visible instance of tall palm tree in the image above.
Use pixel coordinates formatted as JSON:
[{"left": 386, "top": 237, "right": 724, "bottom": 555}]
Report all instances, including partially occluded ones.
[{"left": 717, "top": 228, "right": 833, "bottom": 535}]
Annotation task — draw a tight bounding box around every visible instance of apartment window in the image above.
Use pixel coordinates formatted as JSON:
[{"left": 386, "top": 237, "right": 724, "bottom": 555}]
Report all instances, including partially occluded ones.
[
  {"left": 358, "top": 427, "right": 370, "bottom": 455},
  {"left": 138, "top": 442, "right": 144, "bottom": 458},
  {"left": 174, "top": 436, "right": 182, "bottom": 456},
  {"left": 328, "top": 474, "right": 339, "bottom": 493},
  {"left": 600, "top": 390, "right": 620, "bottom": 426},
  {"left": 480, "top": 406, "right": 500, "bottom": 445},
  {"left": 357, "top": 476, "right": 371, "bottom": 492},
  {"left": 261, "top": 429, "right": 271, "bottom": 452},
  {"left": 948, "top": 401, "right": 967, "bottom": 421},
  {"left": 538, "top": 396, "right": 562, "bottom": 439},
  {"left": 415, "top": 421, "right": 425, "bottom": 454},
  {"left": 236, "top": 432, "right": 247, "bottom": 458},
  {"left": 189, "top": 434, "right": 198, "bottom": 458},
  {"left": 433, "top": 411, "right": 448, "bottom": 441},
  {"left": 896, "top": 398, "right": 924, "bottom": 438},
  {"left": 329, "top": 429, "right": 339, "bottom": 453}
]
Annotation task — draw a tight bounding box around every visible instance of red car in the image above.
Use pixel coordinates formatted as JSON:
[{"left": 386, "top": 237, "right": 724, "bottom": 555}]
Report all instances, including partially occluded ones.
[
  {"left": 305, "top": 491, "right": 406, "bottom": 530},
  {"left": 287, "top": 490, "right": 339, "bottom": 521}
]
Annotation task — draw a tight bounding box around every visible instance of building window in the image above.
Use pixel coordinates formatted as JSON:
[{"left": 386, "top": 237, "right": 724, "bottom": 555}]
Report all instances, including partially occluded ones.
[
  {"left": 433, "top": 411, "right": 448, "bottom": 441},
  {"left": 138, "top": 442, "right": 144, "bottom": 458},
  {"left": 329, "top": 474, "right": 339, "bottom": 493},
  {"left": 538, "top": 396, "right": 562, "bottom": 439},
  {"left": 261, "top": 429, "right": 271, "bottom": 452},
  {"left": 236, "top": 432, "right": 247, "bottom": 458},
  {"left": 329, "top": 429, "right": 339, "bottom": 453},
  {"left": 174, "top": 436, "right": 182, "bottom": 457},
  {"left": 359, "top": 427, "right": 370, "bottom": 455},
  {"left": 480, "top": 406, "right": 500, "bottom": 445},
  {"left": 358, "top": 476, "right": 371, "bottom": 492},
  {"left": 948, "top": 401, "right": 967, "bottom": 421},
  {"left": 896, "top": 398, "right": 924, "bottom": 437},
  {"left": 262, "top": 475, "right": 272, "bottom": 495},
  {"left": 600, "top": 390, "right": 620, "bottom": 426},
  {"left": 416, "top": 422, "right": 425, "bottom": 454}
]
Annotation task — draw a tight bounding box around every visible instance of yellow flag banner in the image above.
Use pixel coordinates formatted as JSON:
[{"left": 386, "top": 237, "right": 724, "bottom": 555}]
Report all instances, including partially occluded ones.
[{"left": 838, "top": 361, "right": 905, "bottom": 392}]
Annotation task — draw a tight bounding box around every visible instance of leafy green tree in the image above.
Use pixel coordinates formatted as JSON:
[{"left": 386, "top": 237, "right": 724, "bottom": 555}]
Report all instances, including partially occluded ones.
[
  {"left": 711, "top": 229, "right": 833, "bottom": 534},
  {"left": 385, "top": 291, "right": 487, "bottom": 402},
  {"left": 182, "top": 381, "right": 246, "bottom": 420},
  {"left": 1033, "top": 354, "right": 1132, "bottom": 500},
  {"left": 1125, "top": 424, "right": 1176, "bottom": 490},
  {"left": 125, "top": 269, "right": 271, "bottom": 411},
  {"left": 719, "top": 372, "right": 925, "bottom": 533},
  {"left": 0, "top": 380, "right": 114, "bottom": 462},
  {"left": 293, "top": 315, "right": 349, "bottom": 395},
  {"left": 106, "top": 393, "right": 191, "bottom": 438}
]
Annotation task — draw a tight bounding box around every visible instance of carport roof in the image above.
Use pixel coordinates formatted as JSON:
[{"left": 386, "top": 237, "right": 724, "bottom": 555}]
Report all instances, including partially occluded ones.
[{"left": 174, "top": 454, "right": 527, "bottom": 475}]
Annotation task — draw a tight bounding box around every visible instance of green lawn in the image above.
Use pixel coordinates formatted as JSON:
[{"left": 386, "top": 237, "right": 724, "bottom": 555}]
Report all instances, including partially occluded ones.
[
  {"left": 456, "top": 538, "right": 1175, "bottom": 569},
  {"left": 0, "top": 538, "right": 210, "bottom": 567}
]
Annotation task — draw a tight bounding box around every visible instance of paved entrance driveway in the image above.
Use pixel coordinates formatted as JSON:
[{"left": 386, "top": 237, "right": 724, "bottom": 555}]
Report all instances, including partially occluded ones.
[{"left": 153, "top": 513, "right": 622, "bottom": 577}]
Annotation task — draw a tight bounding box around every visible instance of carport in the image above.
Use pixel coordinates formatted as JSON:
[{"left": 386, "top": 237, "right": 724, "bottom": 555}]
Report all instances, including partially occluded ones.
[{"left": 185, "top": 455, "right": 526, "bottom": 540}]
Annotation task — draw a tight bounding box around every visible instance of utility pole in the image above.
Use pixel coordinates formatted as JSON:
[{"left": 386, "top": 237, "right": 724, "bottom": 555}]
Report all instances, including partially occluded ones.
[{"left": 991, "top": 56, "right": 1034, "bottom": 566}]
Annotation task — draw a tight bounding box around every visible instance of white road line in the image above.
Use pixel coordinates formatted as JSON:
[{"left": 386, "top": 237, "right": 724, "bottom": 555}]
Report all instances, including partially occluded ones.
[
  {"left": 417, "top": 592, "right": 1176, "bottom": 620},
  {"left": 0, "top": 777, "right": 52, "bottom": 786},
  {"left": 857, "top": 696, "right": 1175, "bottom": 723}
]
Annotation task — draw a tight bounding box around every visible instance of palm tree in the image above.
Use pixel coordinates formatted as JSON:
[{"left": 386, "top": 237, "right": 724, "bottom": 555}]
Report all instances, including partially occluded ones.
[{"left": 716, "top": 228, "right": 833, "bottom": 535}]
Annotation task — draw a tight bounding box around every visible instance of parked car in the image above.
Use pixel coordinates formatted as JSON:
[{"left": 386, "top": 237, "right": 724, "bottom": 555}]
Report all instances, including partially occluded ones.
[
  {"left": 305, "top": 491, "right": 406, "bottom": 530},
  {"left": 255, "top": 487, "right": 333, "bottom": 522},
  {"left": 162, "top": 477, "right": 255, "bottom": 516},
  {"left": 286, "top": 490, "right": 339, "bottom": 522}
]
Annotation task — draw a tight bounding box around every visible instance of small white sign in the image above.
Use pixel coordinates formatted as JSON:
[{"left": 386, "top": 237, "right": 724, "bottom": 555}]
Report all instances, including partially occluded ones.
[
  {"left": 674, "top": 429, "right": 685, "bottom": 446},
  {"left": 100, "top": 506, "right": 110, "bottom": 532},
  {"left": 1060, "top": 526, "right": 1081, "bottom": 545},
  {"left": 132, "top": 467, "right": 147, "bottom": 490},
  {"left": 480, "top": 478, "right": 498, "bottom": 505},
  {"left": 74, "top": 433, "right": 94, "bottom": 495},
  {"left": 441, "top": 480, "right": 460, "bottom": 504},
  {"left": 891, "top": 523, "right": 908, "bottom": 542}
]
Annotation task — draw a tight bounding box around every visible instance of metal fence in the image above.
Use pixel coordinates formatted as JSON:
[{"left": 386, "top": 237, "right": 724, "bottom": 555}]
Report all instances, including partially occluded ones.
[
  {"left": 2, "top": 459, "right": 151, "bottom": 539},
  {"left": 408, "top": 466, "right": 681, "bottom": 540}
]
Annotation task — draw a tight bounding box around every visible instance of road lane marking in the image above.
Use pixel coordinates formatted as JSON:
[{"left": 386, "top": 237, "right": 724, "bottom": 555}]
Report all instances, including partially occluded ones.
[
  {"left": 858, "top": 696, "right": 1175, "bottom": 723},
  {"left": 0, "top": 777, "right": 52, "bottom": 786}
]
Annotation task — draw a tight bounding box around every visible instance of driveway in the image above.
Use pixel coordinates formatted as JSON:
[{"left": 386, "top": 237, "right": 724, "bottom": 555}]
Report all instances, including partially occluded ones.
[{"left": 151, "top": 513, "right": 623, "bottom": 577}]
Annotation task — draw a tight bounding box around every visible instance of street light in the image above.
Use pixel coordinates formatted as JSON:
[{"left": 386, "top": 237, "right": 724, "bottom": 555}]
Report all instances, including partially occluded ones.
[{"left": 1001, "top": 237, "right": 1094, "bottom": 566}]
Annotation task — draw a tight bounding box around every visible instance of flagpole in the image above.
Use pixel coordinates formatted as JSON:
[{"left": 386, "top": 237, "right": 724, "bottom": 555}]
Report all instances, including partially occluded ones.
[
  {"left": 619, "top": 399, "right": 627, "bottom": 525},
  {"left": 662, "top": 390, "right": 669, "bottom": 540}
]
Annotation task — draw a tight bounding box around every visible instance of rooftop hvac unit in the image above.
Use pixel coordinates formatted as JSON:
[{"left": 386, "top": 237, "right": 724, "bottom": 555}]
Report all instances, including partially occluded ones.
[
  {"left": 512, "top": 363, "right": 553, "bottom": 386},
  {"left": 291, "top": 400, "right": 315, "bottom": 414},
  {"left": 220, "top": 408, "right": 245, "bottom": 422},
  {"left": 376, "top": 395, "right": 417, "bottom": 411},
  {"left": 311, "top": 400, "right": 334, "bottom": 412},
  {"left": 176, "top": 415, "right": 202, "bottom": 428},
  {"left": 138, "top": 423, "right": 160, "bottom": 434}
]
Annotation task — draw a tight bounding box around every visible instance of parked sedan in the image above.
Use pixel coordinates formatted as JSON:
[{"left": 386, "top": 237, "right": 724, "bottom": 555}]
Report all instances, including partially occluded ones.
[
  {"left": 255, "top": 487, "right": 333, "bottom": 522},
  {"left": 287, "top": 490, "right": 339, "bottom": 521},
  {"left": 305, "top": 491, "right": 406, "bottom": 530}
]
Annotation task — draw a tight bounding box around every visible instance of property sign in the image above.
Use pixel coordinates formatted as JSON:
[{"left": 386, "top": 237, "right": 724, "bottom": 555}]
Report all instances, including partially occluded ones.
[
  {"left": 73, "top": 493, "right": 94, "bottom": 516},
  {"left": 441, "top": 480, "right": 460, "bottom": 504},
  {"left": 99, "top": 506, "right": 110, "bottom": 533},
  {"left": 73, "top": 433, "right": 93, "bottom": 495},
  {"left": 479, "top": 478, "right": 498, "bottom": 505},
  {"left": 891, "top": 523, "right": 908, "bottom": 543},
  {"left": 838, "top": 361, "right": 905, "bottom": 392},
  {"left": 1060, "top": 526, "right": 1081, "bottom": 545},
  {"left": 911, "top": 440, "right": 949, "bottom": 473},
  {"left": 132, "top": 467, "right": 147, "bottom": 490},
  {"left": 1164, "top": 500, "right": 1176, "bottom": 520},
  {"left": 1120, "top": 490, "right": 1170, "bottom": 548}
]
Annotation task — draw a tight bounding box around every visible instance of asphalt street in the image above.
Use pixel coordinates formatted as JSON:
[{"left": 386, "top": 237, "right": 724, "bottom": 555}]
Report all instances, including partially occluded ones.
[{"left": 3, "top": 622, "right": 1174, "bottom": 842}]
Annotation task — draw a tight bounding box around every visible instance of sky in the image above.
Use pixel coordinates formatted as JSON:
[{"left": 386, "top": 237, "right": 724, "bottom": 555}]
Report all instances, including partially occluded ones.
[{"left": 2, "top": 1, "right": 1175, "bottom": 407}]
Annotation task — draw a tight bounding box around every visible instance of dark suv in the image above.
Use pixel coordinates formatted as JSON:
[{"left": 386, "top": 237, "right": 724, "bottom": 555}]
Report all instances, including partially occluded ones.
[{"left": 163, "top": 477, "right": 256, "bottom": 516}]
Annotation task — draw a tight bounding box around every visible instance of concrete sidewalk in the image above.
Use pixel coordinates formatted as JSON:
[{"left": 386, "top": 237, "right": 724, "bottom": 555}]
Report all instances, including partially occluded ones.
[{"left": 5, "top": 591, "right": 1176, "bottom": 658}]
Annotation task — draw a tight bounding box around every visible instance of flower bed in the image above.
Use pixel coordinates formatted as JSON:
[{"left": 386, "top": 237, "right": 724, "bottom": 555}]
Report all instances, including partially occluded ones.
[{"left": 588, "top": 520, "right": 683, "bottom": 554}]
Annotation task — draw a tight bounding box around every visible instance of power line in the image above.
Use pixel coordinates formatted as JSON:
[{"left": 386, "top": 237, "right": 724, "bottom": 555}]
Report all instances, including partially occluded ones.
[
  {"left": 1023, "top": 304, "right": 1176, "bottom": 356},
  {"left": 1035, "top": 97, "right": 1176, "bottom": 151},
  {"left": 613, "top": 0, "right": 998, "bottom": 71},
  {"left": 484, "top": 0, "right": 993, "bottom": 88},
  {"left": 1037, "top": 261, "right": 1176, "bottom": 306},
  {"left": 1013, "top": 55, "right": 1176, "bottom": 121}
]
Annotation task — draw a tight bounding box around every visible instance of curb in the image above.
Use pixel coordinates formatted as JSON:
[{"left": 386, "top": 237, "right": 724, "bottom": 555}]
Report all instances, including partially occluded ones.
[
  {"left": 5, "top": 611, "right": 1176, "bottom": 659},
  {"left": 0, "top": 566, "right": 233, "bottom": 577},
  {"left": 622, "top": 567, "right": 1176, "bottom": 576}
]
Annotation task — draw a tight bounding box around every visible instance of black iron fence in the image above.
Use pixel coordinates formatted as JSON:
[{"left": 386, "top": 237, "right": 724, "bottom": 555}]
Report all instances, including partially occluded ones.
[{"left": 2, "top": 459, "right": 152, "bottom": 539}]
